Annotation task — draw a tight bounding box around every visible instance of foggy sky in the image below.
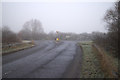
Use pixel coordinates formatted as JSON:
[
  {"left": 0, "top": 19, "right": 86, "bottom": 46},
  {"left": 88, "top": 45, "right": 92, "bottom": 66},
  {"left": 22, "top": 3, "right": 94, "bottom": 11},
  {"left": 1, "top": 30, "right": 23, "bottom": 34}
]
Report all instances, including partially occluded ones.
[{"left": 2, "top": 2, "right": 114, "bottom": 33}]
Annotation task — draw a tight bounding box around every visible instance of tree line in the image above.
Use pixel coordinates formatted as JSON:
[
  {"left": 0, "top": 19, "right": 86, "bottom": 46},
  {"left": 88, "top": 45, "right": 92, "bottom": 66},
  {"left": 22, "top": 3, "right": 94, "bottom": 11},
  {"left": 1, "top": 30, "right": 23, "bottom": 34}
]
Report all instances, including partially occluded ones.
[{"left": 2, "top": 18, "right": 95, "bottom": 44}]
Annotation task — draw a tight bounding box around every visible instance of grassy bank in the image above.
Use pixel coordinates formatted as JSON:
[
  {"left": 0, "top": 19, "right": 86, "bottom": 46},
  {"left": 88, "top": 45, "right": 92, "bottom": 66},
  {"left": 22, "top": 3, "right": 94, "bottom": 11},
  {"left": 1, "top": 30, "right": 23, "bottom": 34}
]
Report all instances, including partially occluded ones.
[
  {"left": 2, "top": 41, "right": 35, "bottom": 55},
  {"left": 79, "top": 41, "right": 118, "bottom": 78},
  {"left": 92, "top": 44, "right": 118, "bottom": 78},
  {"left": 79, "top": 41, "right": 104, "bottom": 78}
]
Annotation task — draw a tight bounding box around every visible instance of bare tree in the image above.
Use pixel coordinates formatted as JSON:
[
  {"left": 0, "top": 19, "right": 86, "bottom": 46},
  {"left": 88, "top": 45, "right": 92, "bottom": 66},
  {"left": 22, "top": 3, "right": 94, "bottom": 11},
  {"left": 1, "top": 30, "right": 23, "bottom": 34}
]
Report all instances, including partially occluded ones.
[
  {"left": 104, "top": 2, "right": 119, "bottom": 57},
  {"left": 93, "top": 2, "right": 119, "bottom": 57},
  {"left": 2, "top": 26, "right": 20, "bottom": 44},
  {"left": 19, "top": 19, "right": 44, "bottom": 40}
]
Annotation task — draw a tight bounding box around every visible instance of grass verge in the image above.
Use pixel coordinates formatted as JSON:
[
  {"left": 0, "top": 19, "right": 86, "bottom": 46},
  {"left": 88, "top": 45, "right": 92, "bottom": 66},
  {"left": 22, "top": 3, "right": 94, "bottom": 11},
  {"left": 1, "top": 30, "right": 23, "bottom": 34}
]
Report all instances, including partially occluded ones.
[
  {"left": 79, "top": 41, "right": 104, "bottom": 78},
  {"left": 2, "top": 42, "right": 35, "bottom": 55},
  {"left": 79, "top": 41, "right": 118, "bottom": 78},
  {"left": 92, "top": 44, "right": 118, "bottom": 78}
]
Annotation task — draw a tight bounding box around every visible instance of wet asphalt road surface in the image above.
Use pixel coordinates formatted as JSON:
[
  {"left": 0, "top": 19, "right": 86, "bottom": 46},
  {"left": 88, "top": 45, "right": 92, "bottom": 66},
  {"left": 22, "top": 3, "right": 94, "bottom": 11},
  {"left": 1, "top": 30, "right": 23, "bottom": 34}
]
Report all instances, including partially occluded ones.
[{"left": 2, "top": 40, "right": 82, "bottom": 78}]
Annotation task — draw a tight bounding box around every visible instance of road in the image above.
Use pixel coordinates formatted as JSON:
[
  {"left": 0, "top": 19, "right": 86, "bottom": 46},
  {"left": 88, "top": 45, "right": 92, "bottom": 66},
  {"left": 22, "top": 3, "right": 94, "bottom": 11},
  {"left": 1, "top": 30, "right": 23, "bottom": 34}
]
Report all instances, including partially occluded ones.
[{"left": 2, "top": 40, "right": 82, "bottom": 78}]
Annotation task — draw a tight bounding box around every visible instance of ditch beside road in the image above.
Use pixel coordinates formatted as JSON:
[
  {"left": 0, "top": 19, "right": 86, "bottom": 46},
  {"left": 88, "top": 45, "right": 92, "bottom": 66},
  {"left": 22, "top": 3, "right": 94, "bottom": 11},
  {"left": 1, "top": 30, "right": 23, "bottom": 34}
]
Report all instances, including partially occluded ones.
[{"left": 80, "top": 41, "right": 118, "bottom": 78}]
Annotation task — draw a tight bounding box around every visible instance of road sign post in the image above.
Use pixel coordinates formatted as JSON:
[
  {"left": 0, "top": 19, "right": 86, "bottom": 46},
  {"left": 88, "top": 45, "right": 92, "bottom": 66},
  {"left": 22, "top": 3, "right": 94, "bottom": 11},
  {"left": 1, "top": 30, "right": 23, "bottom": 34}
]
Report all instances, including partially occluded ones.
[{"left": 56, "top": 31, "right": 59, "bottom": 42}]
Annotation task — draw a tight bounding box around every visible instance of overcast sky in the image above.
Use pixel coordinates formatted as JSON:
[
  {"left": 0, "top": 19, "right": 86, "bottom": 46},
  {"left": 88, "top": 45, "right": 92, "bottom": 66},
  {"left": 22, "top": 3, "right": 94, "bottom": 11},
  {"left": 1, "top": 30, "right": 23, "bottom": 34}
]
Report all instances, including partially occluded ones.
[{"left": 2, "top": 2, "right": 114, "bottom": 33}]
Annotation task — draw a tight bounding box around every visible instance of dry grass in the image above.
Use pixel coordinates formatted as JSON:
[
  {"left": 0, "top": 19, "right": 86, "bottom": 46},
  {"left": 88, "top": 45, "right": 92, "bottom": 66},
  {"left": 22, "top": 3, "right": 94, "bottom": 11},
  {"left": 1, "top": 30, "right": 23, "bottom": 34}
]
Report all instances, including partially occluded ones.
[{"left": 92, "top": 44, "right": 118, "bottom": 78}]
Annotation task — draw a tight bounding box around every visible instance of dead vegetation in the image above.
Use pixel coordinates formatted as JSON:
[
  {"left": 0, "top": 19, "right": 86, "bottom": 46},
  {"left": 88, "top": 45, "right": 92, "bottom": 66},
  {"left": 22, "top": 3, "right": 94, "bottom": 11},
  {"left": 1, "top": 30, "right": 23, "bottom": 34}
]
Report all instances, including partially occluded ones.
[{"left": 92, "top": 44, "right": 118, "bottom": 78}]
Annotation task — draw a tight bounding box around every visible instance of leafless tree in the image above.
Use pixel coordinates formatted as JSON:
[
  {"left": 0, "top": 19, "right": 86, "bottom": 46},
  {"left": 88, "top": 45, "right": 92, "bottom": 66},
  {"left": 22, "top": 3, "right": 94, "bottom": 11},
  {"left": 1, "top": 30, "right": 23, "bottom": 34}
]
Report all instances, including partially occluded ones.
[
  {"left": 104, "top": 2, "right": 119, "bottom": 57},
  {"left": 19, "top": 19, "right": 45, "bottom": 40},
  {"left": 2, "top": 26, "right": 20, "bottom": 44},
  {"left": 93, "top": 2, "right": 119, "bottom": 57}
]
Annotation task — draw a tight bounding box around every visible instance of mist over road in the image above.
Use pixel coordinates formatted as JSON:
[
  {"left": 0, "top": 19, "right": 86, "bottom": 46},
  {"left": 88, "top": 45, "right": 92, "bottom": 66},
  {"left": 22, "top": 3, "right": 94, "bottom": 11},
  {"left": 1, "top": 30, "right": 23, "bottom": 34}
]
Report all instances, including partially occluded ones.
[{"left": 2, "top": 40, "right": 82, "bottom": 78}]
